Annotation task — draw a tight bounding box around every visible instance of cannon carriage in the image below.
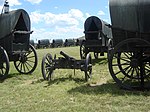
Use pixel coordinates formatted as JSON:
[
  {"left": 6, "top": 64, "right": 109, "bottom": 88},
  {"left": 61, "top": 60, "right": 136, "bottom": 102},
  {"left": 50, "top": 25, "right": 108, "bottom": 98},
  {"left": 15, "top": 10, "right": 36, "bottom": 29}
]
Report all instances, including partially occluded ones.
[
  {"left": 0, "top": 9, "right": 38, "bottom": 79},
  {"left": 41, "top": 51, "right": 92, "bottom": 81},
  {"left": 108, "top": 0, "right": 150, "bottom": 90},
  {"left": 80, "top": 16, "right": 112, "bottom": 59}
]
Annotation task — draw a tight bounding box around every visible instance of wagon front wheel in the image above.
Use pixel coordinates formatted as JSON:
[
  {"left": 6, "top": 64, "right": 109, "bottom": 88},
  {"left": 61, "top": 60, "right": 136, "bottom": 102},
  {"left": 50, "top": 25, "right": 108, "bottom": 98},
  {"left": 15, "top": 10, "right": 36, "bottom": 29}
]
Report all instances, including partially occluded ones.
[
  {"left": 14, "top": 44, "right": 38, "bottom": 74},
  {"left": 84, "top": 53, "right": 92, "bottom": 81},
  {"left": 41, "top": 53, "right": 54, "bottom": 81},
  {"left": 0, "top": 47, "right": 9, "bottom": 79}
]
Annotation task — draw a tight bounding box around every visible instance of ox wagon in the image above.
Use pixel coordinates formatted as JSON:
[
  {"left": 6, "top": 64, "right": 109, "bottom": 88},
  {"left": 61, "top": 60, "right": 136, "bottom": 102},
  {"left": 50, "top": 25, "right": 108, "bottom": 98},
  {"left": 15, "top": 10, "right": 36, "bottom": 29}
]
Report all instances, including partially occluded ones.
[
  {"left": 0, "top": 9, "right": 38, "bottom": 79},
  {"left": 108, "top": 0, "right": 150, "bottom": 90},
  {"left": 80, "top": 16, "right": 112, "bottom": 59}
]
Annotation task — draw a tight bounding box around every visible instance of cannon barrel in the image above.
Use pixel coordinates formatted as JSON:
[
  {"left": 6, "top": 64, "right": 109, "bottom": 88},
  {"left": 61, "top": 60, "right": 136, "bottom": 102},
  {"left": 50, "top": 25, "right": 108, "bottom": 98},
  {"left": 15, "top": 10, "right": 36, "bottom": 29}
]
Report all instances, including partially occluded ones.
[{"left": 60, "top": 51, "right": 73, "bottom": 59}]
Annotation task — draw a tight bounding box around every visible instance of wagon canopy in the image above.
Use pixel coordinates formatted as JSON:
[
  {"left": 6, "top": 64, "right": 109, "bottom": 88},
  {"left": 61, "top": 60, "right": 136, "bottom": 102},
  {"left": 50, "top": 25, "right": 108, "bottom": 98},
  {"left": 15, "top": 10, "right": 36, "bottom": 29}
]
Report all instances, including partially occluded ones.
[
  {"left": 109, "top": 0, "right": 150, "bottom": 33},
  {"left": 0, "top": 9, "right": 31, "bottom": 39},
  {"left": 84, "top": 16, "right": 112, "bottom": 40}
]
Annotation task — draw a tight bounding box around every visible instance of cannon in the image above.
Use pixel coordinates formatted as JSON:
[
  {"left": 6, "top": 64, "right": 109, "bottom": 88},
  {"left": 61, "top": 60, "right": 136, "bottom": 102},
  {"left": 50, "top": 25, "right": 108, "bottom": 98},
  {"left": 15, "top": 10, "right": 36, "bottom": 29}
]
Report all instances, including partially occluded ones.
[
  {"left": 0, "top": 8, "right": 38, "bottom": 79},
  {"left": 41, "top": 51, "right": 92, "bottom": 81},
  {"left": 80, "top": 16, "right": 112, "bottom": 59},
  {"left": 64, "top": 39, "right": 75, "bottom": 47},
  {"left": 51, "top": 39, "right": 63, "bottom": 48},
  {"left": 37, "top": 39, "right": 50, "bottom": 49},
  {"left": 108, "top": 0, "right": 150, "bottom": 90}
]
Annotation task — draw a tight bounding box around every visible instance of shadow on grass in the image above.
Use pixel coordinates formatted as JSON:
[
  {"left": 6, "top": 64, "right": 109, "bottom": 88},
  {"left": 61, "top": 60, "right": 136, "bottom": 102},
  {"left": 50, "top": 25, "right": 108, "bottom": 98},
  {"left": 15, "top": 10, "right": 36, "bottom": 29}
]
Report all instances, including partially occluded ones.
[
  {"left": 68, "top": 81, "right": 150, "bottom": 96},
  {"left": 92, "top": 57, "right": 108, "bottom": 66},
  {"left": 43, "top": 77, "right": 87, "bottom": 87},
  {"left": 0, "top": 72, "right": 31, "bottom": 83}
]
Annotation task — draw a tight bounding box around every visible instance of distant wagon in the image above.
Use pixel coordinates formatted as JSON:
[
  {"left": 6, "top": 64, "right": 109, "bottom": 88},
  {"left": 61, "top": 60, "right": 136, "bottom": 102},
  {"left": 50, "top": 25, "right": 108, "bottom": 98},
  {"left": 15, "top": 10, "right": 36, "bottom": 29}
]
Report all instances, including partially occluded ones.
[
  {"left": 108, "top": 0, "right": 150, "bottom": 90},
  {"left": 0, "top": 9, "right": 38, "bottom": 79},
  {"left": 30, "top": 40, "right": 35, "bottom": 46},
  {"left": 37, "top": 39, "right": 50, "bottom": 49},
  {"left": 64, "top": 39, "right": 75, "bottom": 47},
  {"left": 51, "top": 39, "right": 63, "bottom": 48},
  {"left": 80, "top": 16, "right": 112, "bottom": 59}
]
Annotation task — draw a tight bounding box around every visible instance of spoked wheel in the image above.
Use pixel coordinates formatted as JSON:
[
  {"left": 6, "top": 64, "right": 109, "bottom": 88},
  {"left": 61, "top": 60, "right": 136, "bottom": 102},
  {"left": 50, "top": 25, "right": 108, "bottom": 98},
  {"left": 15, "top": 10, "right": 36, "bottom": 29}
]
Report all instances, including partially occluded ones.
[
  {"left": 108, "top": 38, "right": 150, "bottom": 90},
  {"left": 94, "top": 52, "right": 99, "bottom": 59},
  {"left": 80, "top": 41, "right": 87, "bottom": 59},
  {"left": 0, "top": 47, "right": 9, "bottom": 79},
  {"left": 84, "top": 53, "right": 92, "bottom": 81},
  {"left": 14, "top": 44, "right": 38, "bottom": 74},
  {"left": 41, "top": 53, "right": 55, "bottom": 81}
]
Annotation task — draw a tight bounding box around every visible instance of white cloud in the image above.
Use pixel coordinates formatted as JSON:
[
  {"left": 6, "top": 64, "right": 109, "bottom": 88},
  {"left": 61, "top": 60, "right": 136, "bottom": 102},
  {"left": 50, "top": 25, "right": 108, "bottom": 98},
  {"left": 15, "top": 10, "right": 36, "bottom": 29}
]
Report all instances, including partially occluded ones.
[
  {"left": 8, "top": 0, "right": 21, "bottom": 6},
  {"left": 98, "top": 10, "right": 105, "bottom": 16},
  {"left": 26, "top": 0, "right": 42, "bottom": 4},
  {"left": 30, "top": 9, "right": 85, "bottom": 40},
  {"left": 30, "top": 9, "right": 85, "bottom": 28}
]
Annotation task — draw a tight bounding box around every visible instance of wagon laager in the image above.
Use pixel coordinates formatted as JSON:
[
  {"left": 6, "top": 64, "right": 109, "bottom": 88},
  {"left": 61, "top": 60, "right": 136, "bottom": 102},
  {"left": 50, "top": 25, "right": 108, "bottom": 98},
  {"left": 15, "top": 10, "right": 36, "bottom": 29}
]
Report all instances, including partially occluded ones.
[
  {"left": 41, "top": 51, "right": 92, "bottom": 81},
  {"left": 80, "top": 16, "right": 112, "bottom": 59},
  {"left": 108, "top": 0, "right": 150, "bottom": 90},
  {"left": 0, "top": 9, "right": 38, "bottom": 79}
]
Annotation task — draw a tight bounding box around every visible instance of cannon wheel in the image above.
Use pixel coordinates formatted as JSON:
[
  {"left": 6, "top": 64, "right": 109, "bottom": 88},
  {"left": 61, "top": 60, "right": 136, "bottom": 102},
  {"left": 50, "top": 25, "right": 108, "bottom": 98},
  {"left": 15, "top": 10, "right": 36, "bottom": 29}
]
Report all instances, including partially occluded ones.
[
  {"left": 94, "top": 52, "right": 99, "bottom": 59},
  {"left": 108, "top": 38, "right": 150, "bottom": 90},
  {"left": 41, "top": 53, "right": 54, "bottom": 80},
  {"left": 85, "top": 53, "right": 92, "bottom": 81},
  {"left": 14, "top": 44, "right": 38, "bottom": 74},
  {"left": 80, "top": 41, "right": 87, "bottom": 59},
  {"left": 0, "top": 47, "right": 9, "bottom": 79}
]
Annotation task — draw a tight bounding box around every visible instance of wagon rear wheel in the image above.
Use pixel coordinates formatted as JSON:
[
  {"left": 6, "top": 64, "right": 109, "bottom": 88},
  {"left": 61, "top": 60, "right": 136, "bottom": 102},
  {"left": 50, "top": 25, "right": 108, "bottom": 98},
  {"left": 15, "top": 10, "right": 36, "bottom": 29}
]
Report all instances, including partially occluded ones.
[
  {"left": 0, "top": 47, "right": 9, "bottom": 79},
  {"left": 84, "top": 53, "right": 92, "bottom": 81},
  {"left": 108, "top": 38, "right": 150, "bottom": 90},
  {"left": 80, "top": 41, "right": 87, "bottom": 59},
  {"left": 41, "top": 53, "right": 54, "bottom": 81},
  {"left": 14, "top": 44, "right": 38, "bottom": 74}
]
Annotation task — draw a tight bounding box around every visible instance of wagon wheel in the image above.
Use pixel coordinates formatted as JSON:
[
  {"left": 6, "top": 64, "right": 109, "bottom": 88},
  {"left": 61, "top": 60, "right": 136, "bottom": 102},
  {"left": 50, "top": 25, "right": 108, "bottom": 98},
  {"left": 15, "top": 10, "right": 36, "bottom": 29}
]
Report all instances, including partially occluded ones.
[
  {"left": 108, "top": 38, "right": 150, "bottom": 90},
  {"left": 0, "top": 47, "right": 9, "bottom": 79},
  {"left": 41, "top": 53, "right": 55, "bottom": 81},
  {"left": 14, "top": 44, "right": 38, "bottom": 74},
  {"left": 94, "top": 52, "right": 99, "bottom": 59},
  {"left": 84, "top": 53, "right": 92, "bottom": 81},
  {"left": 80, "top": 41, "right": 87, "bottom": 59}
]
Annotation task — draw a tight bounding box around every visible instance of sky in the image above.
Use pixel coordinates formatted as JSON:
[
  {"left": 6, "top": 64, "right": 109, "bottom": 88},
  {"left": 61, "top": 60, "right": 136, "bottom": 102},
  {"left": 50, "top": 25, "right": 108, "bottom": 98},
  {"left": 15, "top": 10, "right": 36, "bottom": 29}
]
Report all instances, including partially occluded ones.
[{"left": 0, "top": 0, "right": 110, "bottom": 42}]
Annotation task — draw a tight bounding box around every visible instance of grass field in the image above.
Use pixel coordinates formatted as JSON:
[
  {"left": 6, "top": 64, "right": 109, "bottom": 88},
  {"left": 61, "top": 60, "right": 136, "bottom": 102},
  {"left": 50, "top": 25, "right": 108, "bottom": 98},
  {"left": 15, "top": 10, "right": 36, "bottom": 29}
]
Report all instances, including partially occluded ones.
[{"left": 0, "top": 46, "right": 150, "bottom": 112}]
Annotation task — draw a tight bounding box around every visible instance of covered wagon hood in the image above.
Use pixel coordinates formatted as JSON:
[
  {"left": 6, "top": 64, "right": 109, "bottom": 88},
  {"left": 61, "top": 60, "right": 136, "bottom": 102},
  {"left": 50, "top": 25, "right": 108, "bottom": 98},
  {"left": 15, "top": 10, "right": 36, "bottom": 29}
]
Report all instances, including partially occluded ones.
[
  {"left": 84, "top": 16, "right": 112, "bottom": 39},
  {"left": 109, "top": 0, "right": 150, "bottom": 33},
  {"left": 0, "top": 9, "right": 31, "bottom": 39}
]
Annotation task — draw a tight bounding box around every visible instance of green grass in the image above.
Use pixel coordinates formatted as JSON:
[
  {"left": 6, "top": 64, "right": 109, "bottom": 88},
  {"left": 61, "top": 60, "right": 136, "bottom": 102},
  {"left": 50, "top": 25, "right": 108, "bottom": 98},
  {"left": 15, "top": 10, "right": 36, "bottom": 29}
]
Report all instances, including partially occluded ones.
[{"left": 0, "top": 46, "right": 150, "bottom": 112}]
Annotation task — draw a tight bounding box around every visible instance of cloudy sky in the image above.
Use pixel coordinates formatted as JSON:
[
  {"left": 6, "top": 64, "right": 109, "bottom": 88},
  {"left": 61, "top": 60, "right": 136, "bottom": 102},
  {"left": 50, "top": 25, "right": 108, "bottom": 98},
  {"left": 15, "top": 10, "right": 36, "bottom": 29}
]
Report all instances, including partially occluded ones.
[{"left": 0, "top": 0, "right": 110, "bottom": 42}]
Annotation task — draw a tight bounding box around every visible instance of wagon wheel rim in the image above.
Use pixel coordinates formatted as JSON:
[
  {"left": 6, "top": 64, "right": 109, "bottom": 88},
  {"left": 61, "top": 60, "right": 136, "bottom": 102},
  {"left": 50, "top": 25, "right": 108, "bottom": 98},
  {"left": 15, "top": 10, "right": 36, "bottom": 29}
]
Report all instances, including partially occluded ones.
[
  {"left": 0, "top": 47, "right": 9, "bottom": 79},
  {"left": 14, "top": 44, "right": 38, "bottom": 74},
  {"left": 41, "top": 53, "right": 54, "bottom": 81},
  {"left": 84, "top": 53, "right": 92, "bottom": 81},
  {"left": 80, "top": 41, "right": 87, "bottom": 59},
  {"left": 108, "top": 38, "right": 150, "bottom": 90},
  {"left": 94, "top": 52, "right": 99, "bottom": 59}
]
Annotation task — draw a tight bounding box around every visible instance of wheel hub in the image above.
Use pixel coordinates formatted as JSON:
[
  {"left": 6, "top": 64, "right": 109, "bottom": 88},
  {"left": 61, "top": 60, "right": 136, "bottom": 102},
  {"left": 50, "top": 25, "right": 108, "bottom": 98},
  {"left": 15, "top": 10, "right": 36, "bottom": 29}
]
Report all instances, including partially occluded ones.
[
  {"left": 20, "top": 54, "right": 27, "bottom": 63},
  {"left": 130, "top": 58, "right": 139, "bottom": 68}
]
